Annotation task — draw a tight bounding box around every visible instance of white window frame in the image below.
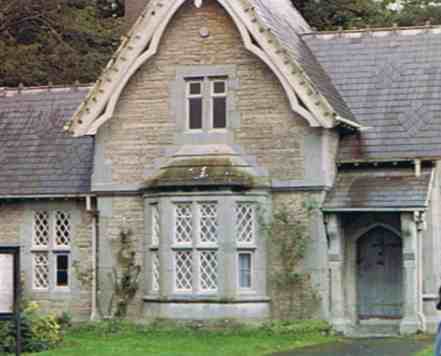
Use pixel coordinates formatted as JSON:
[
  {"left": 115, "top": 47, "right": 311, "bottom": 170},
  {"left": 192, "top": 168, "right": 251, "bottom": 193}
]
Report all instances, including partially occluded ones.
[
  {"left": 54, "top": 252, "right": 70, "bottom": 289},
  {"left": 237, "top": 251, "right": 254, "bottom": 291},
  {"left": 210, "top": 79, "right": 228, "bottom": 130},
  {"left": 151, "top": 251, "right": 160, "bottom": 293},
  {"left": 235, "top": 202, "right": 257, "bottom": 247},
  {"left": 149, "top": 203, "right": 161, "bottom": 293},
  {"left": 186, "top": 80, "right": 204, "bottom": 131},
  {"left": 31, "top": 210, "right": 72, "bottom": 291},
  {"left": 172, "top": 200, "right": 219, "bottom": 295},
  {"left": 174, "top": 249, "right": 194, "bottom": 293},
  {"left": 32, "top": 252, "right": 49, "bottom": 291},
  {"left": 151, "top": 203, "right": 160, "bottom": 247},
  {"left": 32, "top": 211, "right": 50, "bottom": 250}
]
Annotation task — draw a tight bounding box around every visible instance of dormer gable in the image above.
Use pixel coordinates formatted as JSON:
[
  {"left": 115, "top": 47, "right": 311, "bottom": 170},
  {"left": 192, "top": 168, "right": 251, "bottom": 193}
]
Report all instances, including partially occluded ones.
[{"left": 65, "top": 0, "right": 359, "bottom": 137}]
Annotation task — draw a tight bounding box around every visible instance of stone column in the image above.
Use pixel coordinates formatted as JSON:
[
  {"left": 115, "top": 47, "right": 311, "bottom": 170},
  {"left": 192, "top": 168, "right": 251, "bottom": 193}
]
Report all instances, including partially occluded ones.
[
  {"left": 400, "top": 212, "right": 420, "bottom": 335},
  {"left": 325, "top": 214, "right": 349, "bottom": 333}
]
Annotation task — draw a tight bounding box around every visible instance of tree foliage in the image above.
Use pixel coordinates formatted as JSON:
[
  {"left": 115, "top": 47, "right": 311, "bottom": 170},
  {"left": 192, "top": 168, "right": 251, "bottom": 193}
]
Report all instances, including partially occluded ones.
[
  {"left": 296, "top": 0, "right": 441, "bottom": 30},
  {"left": 3, "top": 0, "right": 441, "bottom": 87},
  {"left": 0, "top": 0, "right": 124, "bottom": 87}
]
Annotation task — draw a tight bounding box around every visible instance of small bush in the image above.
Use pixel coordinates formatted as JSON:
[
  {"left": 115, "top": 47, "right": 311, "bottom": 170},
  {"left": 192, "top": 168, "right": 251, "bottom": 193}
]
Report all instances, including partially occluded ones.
[
  {"left": 0, "top": 301, "right": 63, "bottom": 354},
  {"left": 261, "top": 320, "right": 332, "bottom": 336}
]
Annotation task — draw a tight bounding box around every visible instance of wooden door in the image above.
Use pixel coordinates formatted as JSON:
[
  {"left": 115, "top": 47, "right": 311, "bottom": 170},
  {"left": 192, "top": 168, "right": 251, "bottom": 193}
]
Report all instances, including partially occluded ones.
[{"left": 357, "top": 227, "right": 403, "bottom": 319}]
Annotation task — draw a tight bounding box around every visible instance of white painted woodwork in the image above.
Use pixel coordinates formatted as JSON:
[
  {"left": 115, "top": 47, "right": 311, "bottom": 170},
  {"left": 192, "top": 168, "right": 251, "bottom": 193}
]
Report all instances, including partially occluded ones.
[{"left": 0, "top": 254, "right": 14, "bottom": 314}]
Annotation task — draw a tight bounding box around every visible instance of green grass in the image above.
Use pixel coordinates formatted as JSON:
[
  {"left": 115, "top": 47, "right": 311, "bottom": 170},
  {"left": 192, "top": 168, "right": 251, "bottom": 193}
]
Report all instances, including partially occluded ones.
[
  {"left": 415, "top": 345, "right": 432, "bottom": 356},
  {"left": 27, "top": 321, "right": 336, "bottom": 356}
]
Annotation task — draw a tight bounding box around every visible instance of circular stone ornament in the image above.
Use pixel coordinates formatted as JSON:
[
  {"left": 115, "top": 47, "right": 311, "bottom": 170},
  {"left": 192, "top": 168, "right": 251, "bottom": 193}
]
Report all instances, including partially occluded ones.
[{"left": 199, "top": 27, "right": 209, "bottom": 38}]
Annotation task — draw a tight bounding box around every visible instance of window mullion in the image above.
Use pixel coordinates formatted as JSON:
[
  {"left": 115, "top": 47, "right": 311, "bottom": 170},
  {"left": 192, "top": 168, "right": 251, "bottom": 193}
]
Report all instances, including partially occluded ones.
[
  {"left": 192, "top": 202, "right": 199, "bottom": 294},
  {"left": 203, "top": 78, "right": 210, "bottom": 131}
]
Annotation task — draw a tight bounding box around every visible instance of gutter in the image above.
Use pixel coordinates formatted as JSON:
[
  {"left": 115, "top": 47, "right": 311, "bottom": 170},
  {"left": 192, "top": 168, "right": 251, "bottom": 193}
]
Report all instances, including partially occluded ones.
[{"left": 86, "top": 195, "right": 98, "bottom": 321}]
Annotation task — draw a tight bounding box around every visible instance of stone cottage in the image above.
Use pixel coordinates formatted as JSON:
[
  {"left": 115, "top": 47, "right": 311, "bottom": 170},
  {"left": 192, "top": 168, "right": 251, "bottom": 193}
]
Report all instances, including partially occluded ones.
[{"left": 1, "top": 0, "right": 441, "bottom": 336}]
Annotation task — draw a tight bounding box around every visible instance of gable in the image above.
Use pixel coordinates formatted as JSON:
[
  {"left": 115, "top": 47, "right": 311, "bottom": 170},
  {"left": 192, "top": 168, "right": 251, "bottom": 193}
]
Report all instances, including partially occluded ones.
[
  {"left": 65, "top": 0, "right": 358, "bottom": 137},
  {"left": 92, "top": 0, "right": 318, "bottom": 187}
]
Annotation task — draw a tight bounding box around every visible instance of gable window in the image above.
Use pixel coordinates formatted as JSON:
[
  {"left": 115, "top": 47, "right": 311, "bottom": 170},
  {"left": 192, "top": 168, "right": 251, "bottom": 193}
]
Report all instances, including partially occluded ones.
[
  {"left": 211, "top": 80, "right": 227, "bottom": 129},
  {"left": 187, "top": 80, "right": 203, "bottom": 130},
  {"left": 185, "top": 77, "right": 228, "bottom": 131},
  {"left": 32, "top": 210, "right": 72, "bottom": 290}
]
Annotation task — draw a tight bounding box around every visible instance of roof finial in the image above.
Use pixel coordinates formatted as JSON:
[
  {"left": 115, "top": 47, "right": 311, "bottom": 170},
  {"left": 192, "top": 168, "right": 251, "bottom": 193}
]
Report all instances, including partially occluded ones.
[{"left": 194, "top": 0, "right": 202, "bottom": 8}]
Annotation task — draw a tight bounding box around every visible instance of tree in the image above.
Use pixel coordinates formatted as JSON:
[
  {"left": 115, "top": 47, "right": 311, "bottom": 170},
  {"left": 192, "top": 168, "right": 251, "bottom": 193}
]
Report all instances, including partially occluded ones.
[
  {"left": 0, "top": 0, "right": 123, "bottom": 87},
  {"left": 293, "top": 0, "right": 441, "bottom": 30}
]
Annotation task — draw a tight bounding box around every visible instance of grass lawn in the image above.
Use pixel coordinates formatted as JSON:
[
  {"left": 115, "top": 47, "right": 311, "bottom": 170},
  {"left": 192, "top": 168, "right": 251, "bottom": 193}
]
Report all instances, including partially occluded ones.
[
  {"left": 416, "top": 346, "right": 432, "bottom": 356},
  {"left": 27, "top": 321, "right": 337, "bottom": 356}
]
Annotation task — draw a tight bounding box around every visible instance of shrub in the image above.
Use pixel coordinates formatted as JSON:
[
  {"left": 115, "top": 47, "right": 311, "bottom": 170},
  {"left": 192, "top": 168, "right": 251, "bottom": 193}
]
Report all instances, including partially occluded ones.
[
  {"left": 261, "top": 320, "right": 332, "bottom": 336},
  {"left": 0, "top": 301, "right": 63, "bottom": 353}
]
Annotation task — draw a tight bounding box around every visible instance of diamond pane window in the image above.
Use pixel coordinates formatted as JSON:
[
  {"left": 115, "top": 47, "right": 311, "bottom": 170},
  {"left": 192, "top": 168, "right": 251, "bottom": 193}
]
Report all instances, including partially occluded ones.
[
  {"left": 33, "top": 253, "right": 49, "bottom": 289},
  {"left": 152, "top": 252, "right": 160, "bottom": 292},
  {"left": 175, "top": 203, "right": 193, "bottom": 244},
  {"left": 199, "top": 203, "right": 218, "bottom": 244},
  {"left": 33, "top": 211, "right": 50, "bottom": 248},
  {"left": 55, "top": 211, "right": 72, "bottom": 248},
  {"left": 199, "top": 251, "right": 218, "bottom": 292},
  {"left": 151, "top": 204, "right": 160, "bottom": 246},
  {"left": 236, "top": 203, "right": 255, "bottom": 244},
  {"left": 175, "top": 251, "right": 193, "bottom": 291}
]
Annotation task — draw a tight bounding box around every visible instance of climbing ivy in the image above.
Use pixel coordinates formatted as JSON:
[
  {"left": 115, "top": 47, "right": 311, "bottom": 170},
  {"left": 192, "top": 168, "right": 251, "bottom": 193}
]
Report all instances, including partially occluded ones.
[
  {"left": 261, "top": 200, "right": 321, "bottom": 319},
  {"left": 106, "top": 226, "right": 141, "bottom": 319}
]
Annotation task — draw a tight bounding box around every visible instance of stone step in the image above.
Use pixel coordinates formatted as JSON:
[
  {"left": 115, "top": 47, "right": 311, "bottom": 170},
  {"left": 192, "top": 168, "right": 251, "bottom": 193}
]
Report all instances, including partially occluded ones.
[{"left": 347, "top": 323, "right": 401, "bottom": 338}]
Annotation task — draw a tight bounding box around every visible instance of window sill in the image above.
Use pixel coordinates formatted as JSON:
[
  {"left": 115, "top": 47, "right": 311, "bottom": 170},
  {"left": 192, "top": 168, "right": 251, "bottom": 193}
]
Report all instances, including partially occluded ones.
[
  {"left": 143, "top": 295, "right": 270, "bottom": 304},
  {"left": 236, "top": 245, "right": 257, "bottom": 250}
]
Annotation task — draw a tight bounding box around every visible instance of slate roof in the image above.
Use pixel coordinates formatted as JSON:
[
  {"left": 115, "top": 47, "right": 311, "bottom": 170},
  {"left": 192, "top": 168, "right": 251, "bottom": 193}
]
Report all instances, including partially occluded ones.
[
  {"left": 323, "top": 168, "right": 433, "bottom": 210},
  {"left": 251, "top": 0, "right": 357, "bottom": 124},
  {"left": 0, "top": 86, "right": 94, "bottom": 197},
  {"left": 303, "top": 28, "right": 441, "bottom": 161}
]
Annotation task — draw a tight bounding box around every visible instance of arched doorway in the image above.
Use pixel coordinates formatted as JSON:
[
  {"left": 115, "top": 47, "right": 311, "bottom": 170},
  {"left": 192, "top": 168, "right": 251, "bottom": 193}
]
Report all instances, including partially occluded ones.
[{"left": 357, "top": 227, "right": 403, "bottom": 319}]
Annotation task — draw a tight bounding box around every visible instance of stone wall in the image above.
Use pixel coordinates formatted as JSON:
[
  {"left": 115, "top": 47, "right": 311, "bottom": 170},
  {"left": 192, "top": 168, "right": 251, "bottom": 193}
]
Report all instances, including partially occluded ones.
[
  {"left": 270, "top": 191, "right": 328, "bottom": 320},
  {"left": 97, "top": 196, "right": 146, "bottom": 320},
  {"left": 0, "top": 199, "right": 92, "bottom": 321}
]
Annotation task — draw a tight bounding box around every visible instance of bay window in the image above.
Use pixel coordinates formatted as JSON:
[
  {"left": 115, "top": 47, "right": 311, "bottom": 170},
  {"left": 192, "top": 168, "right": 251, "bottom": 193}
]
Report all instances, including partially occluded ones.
[{"left": 147, "top": 196, "right": 264, "bottom": 298}]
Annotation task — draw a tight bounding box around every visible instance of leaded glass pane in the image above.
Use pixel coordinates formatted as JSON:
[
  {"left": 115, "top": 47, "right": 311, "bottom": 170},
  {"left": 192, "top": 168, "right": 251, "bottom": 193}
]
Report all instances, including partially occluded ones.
[
  {"left": 199, "top": 251, "right": 218, "bottom": 292},
  {"left": 33, "top": 211, "right": 49, "bottom": 248},
  {"left": 33, "top": 252, "right": 49, "bottom": 289},
  {"left": 152, "top": 252, "right": 160, "bottom": 292},
  {"left": 235, "top": 203, "right": 255, "bottom": 244},
  {"left": 199, "top": 202, "right": 218, "bottom": 244},
  {"left": 55, "top": 211, "right": 72, "bottom": 248},
  {"left": 151, "top": 204, "right": 160, "bottom": 246},
  {"left": 175, "top": 251, "right": 193, "bottom": 291},
  {"left": 175, "top": 203, "right": 192, "bottom": 244}
]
